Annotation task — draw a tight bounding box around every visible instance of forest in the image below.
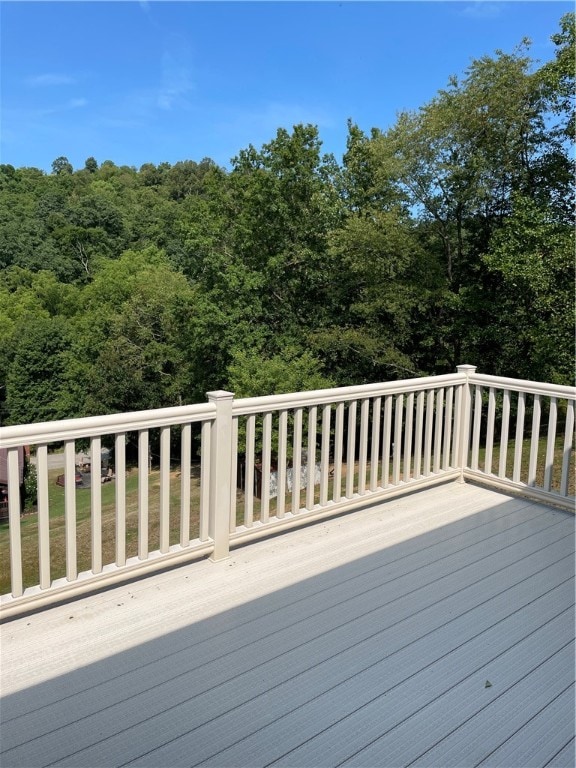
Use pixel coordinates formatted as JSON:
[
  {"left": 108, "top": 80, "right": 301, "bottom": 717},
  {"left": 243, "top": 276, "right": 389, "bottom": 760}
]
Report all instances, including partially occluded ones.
[{"left": 0, "top": 13, "right": 573, "bottom": 427}]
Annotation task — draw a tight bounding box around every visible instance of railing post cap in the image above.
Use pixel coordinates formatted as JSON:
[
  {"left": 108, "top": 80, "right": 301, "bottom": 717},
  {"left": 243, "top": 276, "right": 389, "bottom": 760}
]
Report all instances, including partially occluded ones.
[
  {"left": 456, "top": 365, "right": 477, "bottom": 375},
  {"left": 207, "top": 390, "right": 234, "bottom": 402}
]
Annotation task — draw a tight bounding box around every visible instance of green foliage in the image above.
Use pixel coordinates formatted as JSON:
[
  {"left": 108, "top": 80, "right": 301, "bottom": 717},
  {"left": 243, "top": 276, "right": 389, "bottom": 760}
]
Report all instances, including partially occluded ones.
[
  {"left": 51, "top": 156, "right": 73, "bottom": 175},
  {"left": 537, "top": 12, "right": 575, "bottom": 141},
  {"left": 84, "top": 157, "right": 99, "bottom": 173},
  {"left": 69, "top": 248, "right": 198, "bottom": 414},
  {"left": 5, "top": 315, "right": 73, "bottom": 424},
  {"left": 228, "top": 345, "right": 333, "bottom": 399},
  {"left": 483, "top": 195, "right": 575, "bottom": 383},
  {"left": 0, "top": 13, "right": 573, "bottom": 427},
  {"left": 23, "top": 461, "right": 37, "bottom": 511}
]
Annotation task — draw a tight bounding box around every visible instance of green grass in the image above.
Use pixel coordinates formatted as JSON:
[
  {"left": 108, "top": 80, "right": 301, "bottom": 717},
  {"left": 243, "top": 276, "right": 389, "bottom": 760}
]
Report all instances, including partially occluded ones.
[
  {"left": 474, "top": 436, "right": 574, "bottom": 495},
  {"left": 1, "top": 434, "right": 572, "bottom": 596},
  {"left": 0, "top": 467, "right": 201, "bottom": 594},
  {"left": 1, "top": 461, "right": 341, "bottom": 594}
]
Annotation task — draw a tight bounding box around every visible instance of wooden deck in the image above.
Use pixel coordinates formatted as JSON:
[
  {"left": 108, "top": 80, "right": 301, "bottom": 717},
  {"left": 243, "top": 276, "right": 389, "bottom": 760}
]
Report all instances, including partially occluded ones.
[{"left": 1, "top": 481, "right": 574, "bottom": 768}]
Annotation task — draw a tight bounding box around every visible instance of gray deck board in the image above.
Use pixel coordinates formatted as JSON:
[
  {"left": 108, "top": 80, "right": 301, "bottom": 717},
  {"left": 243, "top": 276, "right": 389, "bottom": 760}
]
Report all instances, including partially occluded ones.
[{"left": 1, "top": 482, "right": 574, "bottom": 768}]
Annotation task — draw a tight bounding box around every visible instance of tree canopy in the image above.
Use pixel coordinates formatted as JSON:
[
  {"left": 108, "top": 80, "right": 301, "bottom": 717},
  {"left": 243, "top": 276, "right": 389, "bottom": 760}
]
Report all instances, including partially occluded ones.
[{"left": 1, "top": 14, "right": 573, "bottom": 425}]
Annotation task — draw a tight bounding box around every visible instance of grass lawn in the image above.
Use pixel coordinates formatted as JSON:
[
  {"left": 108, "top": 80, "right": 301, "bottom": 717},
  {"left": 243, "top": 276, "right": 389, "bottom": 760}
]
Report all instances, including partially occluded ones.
[
  {"left": 0, "top": 467, "right": 202, "bottom": 594},
  {"left": 0, "top": 434, "right": 572, "bottom": 596},
  {"left": 475, "top": 435, "right": 573, "bottom": 495}
]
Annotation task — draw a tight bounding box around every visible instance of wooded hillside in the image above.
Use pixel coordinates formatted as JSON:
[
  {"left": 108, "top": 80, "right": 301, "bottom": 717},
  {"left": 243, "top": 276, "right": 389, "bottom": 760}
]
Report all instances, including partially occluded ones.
[{"left": 1, "top": 14, "right": 573, "bottom": 425}]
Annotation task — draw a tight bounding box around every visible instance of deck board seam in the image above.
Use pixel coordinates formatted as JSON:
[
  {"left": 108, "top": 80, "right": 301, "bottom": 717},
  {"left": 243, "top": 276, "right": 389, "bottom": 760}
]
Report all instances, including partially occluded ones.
[
  {"left": 58, "top": 579, "right": 574, "bottom": 768},
  {"left": 331, "top": 640, "right": 575, "bottom": 768},
  {"left": 471, "top": 683, "right": 576, "bottom": 767},
  {"left": 187, "top": 598, "right": 575, "bottom": 768},
  {"left": 542, "top": 736, "right": 576, "bottom": 767},
  {"left": 1, "top": 488, "right": 573, "bottom": 768},
  {"left": 4, "top": 512, "right": 570, "bottom": 726},
  {"left": 8, "top": 565, "right": 572, "bottom": 765}
]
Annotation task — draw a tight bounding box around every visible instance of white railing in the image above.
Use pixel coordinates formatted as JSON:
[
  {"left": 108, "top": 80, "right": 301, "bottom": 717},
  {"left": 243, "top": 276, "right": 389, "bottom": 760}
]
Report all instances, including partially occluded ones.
[
  {"left": 465, "top": 373, "right": 575, "bottom": 509},
  {"left": 0, "top": 400, "right": 218, "bottom": 617},
  {"left": 228, "top": 370, "right": 466, "bottom": 546},
  {"left": 0, "top": 366, "right": 573, "bottom": 617}
]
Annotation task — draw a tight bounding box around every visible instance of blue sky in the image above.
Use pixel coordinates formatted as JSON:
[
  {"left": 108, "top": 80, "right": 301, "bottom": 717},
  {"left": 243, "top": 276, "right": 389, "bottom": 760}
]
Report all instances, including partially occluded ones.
[{"left": 1, "top": 1, "right": 571, "bottom": 172}]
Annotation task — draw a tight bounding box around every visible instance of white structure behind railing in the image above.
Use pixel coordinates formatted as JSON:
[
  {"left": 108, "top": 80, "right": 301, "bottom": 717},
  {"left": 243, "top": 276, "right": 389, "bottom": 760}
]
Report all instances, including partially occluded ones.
[{"left": 1, "top": 366, "right": 573, "bottom": 617}]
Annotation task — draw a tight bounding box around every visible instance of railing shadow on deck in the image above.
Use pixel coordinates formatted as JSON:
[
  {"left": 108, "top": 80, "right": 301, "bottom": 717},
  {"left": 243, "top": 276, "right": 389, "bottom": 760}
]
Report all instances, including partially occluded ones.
[{"left": 1, "top": 492, "right": 573, "bottom": 767}]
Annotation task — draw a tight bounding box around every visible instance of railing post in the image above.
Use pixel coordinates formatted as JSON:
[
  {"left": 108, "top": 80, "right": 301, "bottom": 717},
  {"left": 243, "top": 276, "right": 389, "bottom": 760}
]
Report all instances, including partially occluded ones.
[
  {"left": 456, "top": 365, "right": 477, "bottom": 483},
  {"left": 207, "top": 390, "right": 234, "bottom": 561}
]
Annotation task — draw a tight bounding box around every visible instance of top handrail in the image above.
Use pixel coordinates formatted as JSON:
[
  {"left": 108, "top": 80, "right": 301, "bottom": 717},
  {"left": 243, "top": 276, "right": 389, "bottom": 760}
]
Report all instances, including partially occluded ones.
[
  {"left": 232, "top": 372, "right": 465, "bottom": 416},
  {"left": 468, "top": 373, "right": 576, "bottom": 399},
  {"left": 0, "top": 402, "right": 217, "bottom": 449},
  {"left": 1, "top": 369, "right": 574, "bottom": 450}
]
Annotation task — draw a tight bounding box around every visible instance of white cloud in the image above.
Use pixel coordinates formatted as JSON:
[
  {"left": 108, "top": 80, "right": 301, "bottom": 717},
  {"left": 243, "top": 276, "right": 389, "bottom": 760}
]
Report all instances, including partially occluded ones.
[
  {"left": 220, "top": 101, "right": 334, "bottom": 139},
  {"left": 31, "top": 98, "right": 89, "bottom": 117},
  {"left": 156, "top": 51, "right": 195, "bottom": 110},
  {"left": 26, "top": 73, "right": 76, "bottom": 87},
  {"left": 460, "top": 2, "right": 504, "bottom": 20}
]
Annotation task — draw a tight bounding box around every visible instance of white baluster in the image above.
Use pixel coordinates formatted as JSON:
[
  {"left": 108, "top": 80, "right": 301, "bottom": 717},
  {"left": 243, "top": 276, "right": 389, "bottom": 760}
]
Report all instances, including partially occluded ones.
[
  {"left": 471, "top": 386, "right": 482, "bottom": 472},
  {"left": 346, "top": 401, "right": 357, "bottom": 498},
  {"left": 560, "top": 400, "right": 574, "bottom": 497},
  {"left": 485, "top": 388, "right": 496, "bottom": 475},
  {"left": 433, "top": 388, "right": 444, "bottom": 474},
  {"left": 114, "top": 433, "right": 126, "bottom": 566},
  {"left": 320, "top": 404, "right": 331, "bottom": 506},
  {"left": 199, "top": 420, "right": 211, "bottom": 541},
  {"left": 333, "top": 402, "right": 344, "bottom": 502},
  {"left": 180, "top": 423, "right": 191, "bottom": 547},
  {"left": 138, "top": 430, "right": 149, "bottom": 559},
  {"left": 498, "top": 390, "right": 511, "bottom": 479},
  {"left": 90, "top": 436, "right": 102, "bottom": 573},
  {"left": 404, "top": 392, "right": 414, "bottom": 482},
  {"left": 512, "top": 392, "right": 525, "bottom": 484},
  {"left": 306, "top": 406, "right": 317, "bottom": 510},
  {"left": 36, "top": 444, "right": 51, "bottom": 589},
  {"left": 358, "top": 399, "right": 369, "bottom": 495},
  {"left": 261, "top": 412, "right": 272, "bottom": 523},
  {"left": 370, "top": 396, "right": 382, "bottom": 492},
  {"left": 382, "top": 395, "right": 392, "bottom": 488},
  {"left": 544, "top": 397, "right": 557, "bottom": 492},
  {"left": 423, "top": 390, "right": 434, "bottom": 477},
  {"left": 443, "top": 386, "right": 454, "bottom": 470},
  {"left": 7, "top": 447, "right": 23, "bottom": 597},
  {"left": 292, "top": 407, "right": 303, "bottom": 514},
  {"left": 245, "top": 414, "right": 255, "bottom": 527},
  {"left": 277, "top": 410, "right": 288, "bottom": 518}
]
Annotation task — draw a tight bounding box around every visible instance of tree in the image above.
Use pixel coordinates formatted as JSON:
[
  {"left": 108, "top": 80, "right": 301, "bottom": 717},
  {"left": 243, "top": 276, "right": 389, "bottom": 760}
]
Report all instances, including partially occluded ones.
[
  {"left": 166, "top": 158, "right": 216, "bottom": 201},
  {"left": 70, "top": 247, "right": 198, "bottom": 414},
  {"left": 532, "top": 12, "right": 575, "bottom": 223},
  {"left": 482, "top": 195, "right": 574, "bottom": 383},
  {"left": 5, "top": 316, "right": 72, "bottom": 424},
  {"left": 84, "top": 157, "right": 99, "bottom": 173},
  {"left": 538, "top": 12, "right": 575, "bottom": 142},
  {"left": 0, "top": 13, "right": 572, "bottom": 412},
  {"left": 373, "top": 41, "right": 549, "bottom": 287},
  {"left": 51, "top": 156, "right": 73, "bottom": 175},
  {"left": 324, "top": 208, "right": 439, "bottom": 382},
  {"left": 228, "top": 124, "right": 341, "bottom": 333},
  {"left": 367, "top": 29, "right": 573, "bottom": 374},
  {"left": 227, "top": 345, "right": 333, "bottom": 399},
  {"left": 338, "top": 120, "right": 401, "bottom": 213},
  {"left": 177, "top": 126, "right": 343, "bottom": 393}
]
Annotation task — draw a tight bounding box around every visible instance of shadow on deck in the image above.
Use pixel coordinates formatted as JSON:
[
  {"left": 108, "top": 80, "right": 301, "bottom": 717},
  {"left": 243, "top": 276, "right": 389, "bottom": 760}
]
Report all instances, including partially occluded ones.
[{"left": 1, "top": 483, "right": 574, "bottom": 767}]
